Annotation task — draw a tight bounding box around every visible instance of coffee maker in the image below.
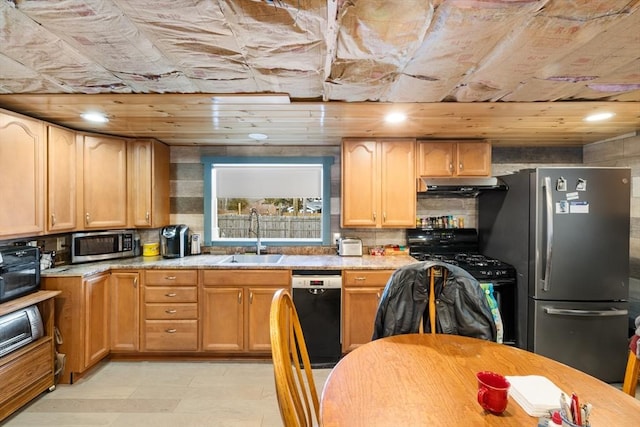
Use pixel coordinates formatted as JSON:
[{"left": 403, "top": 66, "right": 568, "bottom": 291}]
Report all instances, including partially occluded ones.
[{"left": 160, "top": 224, "right": 189, "bottom": 258}]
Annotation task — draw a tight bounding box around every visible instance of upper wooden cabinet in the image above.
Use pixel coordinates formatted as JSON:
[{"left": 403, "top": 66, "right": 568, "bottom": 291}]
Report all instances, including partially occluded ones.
[
  {"left": 0, "top": 111, "right": 46, "bottom": 238},
  {"left": 417, "top": 140, "right": 491, "bottom": 189},
  {"left": 127, "top": 139, "right": 170, "bottom": 228},
  {"left": 80, "top": 135, "right": 128, "bottom": 229},
  {"left": 47, "top": 126, "right": 78, "bottom": 232},
  {"left": 341, "top": 138, "right": 416, "bottom": 228}
]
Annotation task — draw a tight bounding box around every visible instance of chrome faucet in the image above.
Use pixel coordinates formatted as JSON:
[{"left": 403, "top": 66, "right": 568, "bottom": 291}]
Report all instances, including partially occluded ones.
[{"left": 248, "top": 208, "right": 265, "bottom": 254}]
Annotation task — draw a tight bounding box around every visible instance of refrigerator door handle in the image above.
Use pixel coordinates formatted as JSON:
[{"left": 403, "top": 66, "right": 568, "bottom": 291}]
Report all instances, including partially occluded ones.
[
  {"left": 541, "top": 176, "right": 554, "bottom": 292},
  {"left": 544, "top": 307, "right": 628, "bottom": 317}
]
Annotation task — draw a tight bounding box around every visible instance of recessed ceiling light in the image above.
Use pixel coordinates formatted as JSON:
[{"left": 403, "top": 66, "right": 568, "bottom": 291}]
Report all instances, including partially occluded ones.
[
  {"left": 248, "top": 133, "right": 268, "bottom": 140},
  {"left": 385, "top": 112, "right": 406, "bottom": 123},
  {"left": 584, "top": 112, "right": 615, "bottom": 122},
  {"left": 81, "top": 112, "right": 109, "bottom": 123}
]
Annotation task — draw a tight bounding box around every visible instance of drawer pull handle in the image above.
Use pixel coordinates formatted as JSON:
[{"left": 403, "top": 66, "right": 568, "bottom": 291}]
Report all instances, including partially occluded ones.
[
  {"left": 165, "top": 309, "right": 177, "bottom": 314},
  {"left": 165, "top": 293, "right": 177, "bottom": 297},
  {"left": 377, "top": 292, "right": 381, "bottom": 299},
  {"left": 165, "top": 276, "right": 177, "bottom": 280},
  {"left": 166, "top": 328, "right": 177, "bottom": 333},
  {"left": 238, "top": 291, "right": 242, "bottom": 304},
  {"left": 355, "top": 277, "right": 366, "bottom": 281}
]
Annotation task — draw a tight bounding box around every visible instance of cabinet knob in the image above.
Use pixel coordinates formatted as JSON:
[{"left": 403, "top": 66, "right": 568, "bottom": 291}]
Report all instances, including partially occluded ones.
[
  {"left": 165, "top": 292, "right": 177, "bottom": 297},
  {"left": 449, "top": 163, "right": 453, "bottom": 171},
  {"left": 85, "top": 212, "right": 90, "bottom": 225},
  {"left": 133, "top": 278, "right": 138, "bottom": 288},
  {"left": 238, "top": 291, "right": 242, "bottom": 304},
  {"left": 145, "top": 212, "right": 150, "bottom": 223},
  {"left": 373, "top": 212, "right": 377, "bottom": 221},
  {"left": 459, "top": 163, "right": 463, "bottom": 170},
  {"left": 51, "top": 214, "right": 56, "bottom": 226},
  {"left": 377, "top": 292, "right": 381, "bottom": 299},
  {"left": 249, "top": 292, "right": 253, "bottom": 304},
  {"left": 165, "top": 328, "right": 177, "bottom": 334}
]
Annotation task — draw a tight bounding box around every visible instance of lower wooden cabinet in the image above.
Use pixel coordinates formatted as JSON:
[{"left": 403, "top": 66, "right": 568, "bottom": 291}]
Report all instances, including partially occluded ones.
[
  {"left": 42, "top": 273, "right": 110, "bottom": 384},
  {"left": 0, "top": 291, "right": 59, "bottom": 422},
  {"left": 110, "top": 271, "right": 140, "bottom": 352},
  {"left": 200, "top": 270, "right": 289, "bottom": 353},
  {"left": 342, "top": 270, "right": 394, "bottom": 352},
  {"left": 142, "top": 270, "right": 198, "bottom": 351}
]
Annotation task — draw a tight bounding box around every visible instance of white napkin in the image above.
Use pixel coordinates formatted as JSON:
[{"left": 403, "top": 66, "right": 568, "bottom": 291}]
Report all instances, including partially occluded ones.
[{"left": 505, "top": 375, "right": 565, "bottom": 417}]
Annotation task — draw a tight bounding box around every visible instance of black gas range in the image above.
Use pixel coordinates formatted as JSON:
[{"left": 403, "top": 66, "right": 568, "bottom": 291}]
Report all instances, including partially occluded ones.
[{"left": 407, "top": 228, "right": 517, "bottom": 345}]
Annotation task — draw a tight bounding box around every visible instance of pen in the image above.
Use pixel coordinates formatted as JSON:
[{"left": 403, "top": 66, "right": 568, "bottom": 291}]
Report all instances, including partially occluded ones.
[{"left": 571, "top": 393, "right": 581, "bottom": 425}]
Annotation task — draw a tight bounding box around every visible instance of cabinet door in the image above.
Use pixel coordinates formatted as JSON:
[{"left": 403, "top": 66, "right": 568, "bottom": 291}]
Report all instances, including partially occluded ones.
[
  {"left": 128, "top": 139, "right": 170, "bottom": 228},
  {"left": 247, "top": 287, "right": 280, "bottom": 352},
  {"left": 380, "top": 139, "right": 416, "bottom": 227},
  {"left": 82, "top": 135, "right": 127, "bottom": 229},
  {"left": 47, "top": 126, "right": 77, "bottom": 232},
  {"left": 110, "top": 271, "right": 139, "bottom": 352},
  {"left": 0, "top": 113, "right": 45, "bottom": 237},
  {"left": 456, "top": 141, "right": 491, "bottom": 176},
  {"left": 84, "top": 273, "right": 110, "bottom": 369},
  {"left": 342, "top": 287, "right": 385, "bottom": 352},
  {"left": 201, "top": 287, "right": 244, "bottom": 351},
  {"left": 417, "top": 141, "right": 454, "bottom": 177},
  {"left": 341, "top": 139, "right": 378, "bottom": 227}
]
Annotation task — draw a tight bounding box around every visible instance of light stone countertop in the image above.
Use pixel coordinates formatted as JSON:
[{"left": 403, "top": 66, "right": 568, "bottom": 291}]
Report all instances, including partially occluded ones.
[{"left": 41, "top": 254, "right": 419, "bottom": 277}]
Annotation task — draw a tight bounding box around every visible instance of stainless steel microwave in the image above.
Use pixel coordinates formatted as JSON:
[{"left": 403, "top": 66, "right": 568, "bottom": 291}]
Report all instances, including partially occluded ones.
[{"left": 71, "top": 230, "right": 139, "bottom": 264}]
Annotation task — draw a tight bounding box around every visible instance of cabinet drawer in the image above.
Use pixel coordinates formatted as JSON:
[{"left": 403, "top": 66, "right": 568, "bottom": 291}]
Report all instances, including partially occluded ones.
[
  {"left": 144, "top": 286, "right": 197, "bottom": 303},
  {"left": 202, "top": 269, "right": 290, "bottom": 286},
  {"left": 143, "top": 320, "right": 198, "bottom": 351},
  {"left": 343, "top": 270, "right": 394, "bottom": 287},
  {"left": 145, "top": 303, "right": 197, "bottom": 319},
  {"left": 0, "top": 339, "right": 52, "bottom": 406},
  {"left": 145, "top": 270, "right": 197, "bottom": 286}
]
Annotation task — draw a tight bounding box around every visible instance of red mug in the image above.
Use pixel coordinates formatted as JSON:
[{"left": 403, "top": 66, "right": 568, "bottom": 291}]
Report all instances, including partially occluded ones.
[{"left": 476, "top": 371, "right": 510, "bottom": 414}]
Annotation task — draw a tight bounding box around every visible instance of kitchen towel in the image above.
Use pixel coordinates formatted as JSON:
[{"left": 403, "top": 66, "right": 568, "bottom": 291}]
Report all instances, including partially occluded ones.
[{"left": 505, "top": 375, "right": 565, "bottom": 417}]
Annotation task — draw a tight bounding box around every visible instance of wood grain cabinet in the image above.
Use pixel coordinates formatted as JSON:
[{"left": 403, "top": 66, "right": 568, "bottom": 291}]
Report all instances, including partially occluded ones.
[
  {"left": 110, "top": 271, "right": 140, "bottom": 352},
  {"left": 80, "top": 134, "right": 128, "bottom": 229},
  {"left": 416, "top": 140, "right": 491, "bottom": 190},
  {"left": 341, "top": 138, "right": 416, "bottom": 228},
  {"left": 127, "top": 139, "right": 170, "bottom": 228},
  {"left": 342, "top": 270, "right": 394, "bottom": 352},
  {"left": 142, "top": 270, "right": 198, "bottom": 352},
  {"left": 0, "top": 110, "right": 46, "bottom": 238},
  {"left": 200, "top": 270, "right": 289, "bottom": 353},
  {"left": 0, "top": 291, "right": 60, "bottom": 423},
  {"left": 41, "top": 273, "right": 110, "bottom": 384},
  {"left": 47, "top": 126, "right": 78, "bottom": 232}
]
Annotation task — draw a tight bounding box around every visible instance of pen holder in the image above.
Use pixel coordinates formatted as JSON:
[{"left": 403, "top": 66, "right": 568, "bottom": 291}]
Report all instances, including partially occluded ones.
[{"left": 559, "top": 408, "right": 581, "bottom": 427}]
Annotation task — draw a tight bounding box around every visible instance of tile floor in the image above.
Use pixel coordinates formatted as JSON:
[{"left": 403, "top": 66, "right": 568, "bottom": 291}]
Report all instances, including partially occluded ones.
[{"left": 2, "top": 360, "right": 331, "bottom": 427}]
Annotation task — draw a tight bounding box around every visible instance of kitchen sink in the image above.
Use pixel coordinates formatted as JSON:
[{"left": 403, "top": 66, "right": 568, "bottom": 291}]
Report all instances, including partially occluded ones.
[{"left": 218, "top": 254, "right": 284, "bottom": 264}]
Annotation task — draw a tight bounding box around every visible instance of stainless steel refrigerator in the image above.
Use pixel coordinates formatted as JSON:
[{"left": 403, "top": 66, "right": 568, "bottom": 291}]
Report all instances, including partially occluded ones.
[{"left": 478, "top": 167, "right": 630, "bottom": 382}]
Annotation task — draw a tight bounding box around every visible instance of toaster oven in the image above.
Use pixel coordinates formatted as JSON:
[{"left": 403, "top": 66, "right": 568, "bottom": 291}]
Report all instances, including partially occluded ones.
[{"left": 0, "top": 305, "right": 44, "bottom": 357}]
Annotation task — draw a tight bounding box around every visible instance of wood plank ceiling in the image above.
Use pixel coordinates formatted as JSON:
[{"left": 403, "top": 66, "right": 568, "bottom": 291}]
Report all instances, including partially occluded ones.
[{"left": 0, "top": 0, "right": 638, "bottom": 147}]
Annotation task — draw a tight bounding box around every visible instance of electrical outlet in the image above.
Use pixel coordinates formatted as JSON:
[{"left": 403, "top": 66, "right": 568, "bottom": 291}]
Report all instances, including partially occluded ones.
[{"left": 56, "top": 237, "right": 65, "bottom": 251}]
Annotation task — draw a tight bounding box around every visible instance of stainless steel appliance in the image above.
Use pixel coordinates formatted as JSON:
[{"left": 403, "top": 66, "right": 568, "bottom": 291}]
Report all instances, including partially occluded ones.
[
  {"left": 0, "top": 245, "right": 40, "bottom": 304},
  {"left": 337, "top": 237, "right": 362, "bottom": 256},
  {"left": 479, "top": 167, "right": 630, "bottom": 382},
  {"left": 71, "top": 230, "right": 138, "bottom": 264},
  {"left": 291, "top": 270, "right": 342, "bottom": 368},
  {"left": 0, "top": 305, "right": 44, "bottom": 357},
  {"left": 160, "top": 224, "right": 189, "bottom": 258},
  {"left": 407, "top": 228, "right": 517, "bottom": 345}
]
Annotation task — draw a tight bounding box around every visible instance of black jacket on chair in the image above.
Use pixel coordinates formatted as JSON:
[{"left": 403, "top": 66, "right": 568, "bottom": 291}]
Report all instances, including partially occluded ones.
[{"left": 372, "top": 261, "right": 497, "bottom": 341}]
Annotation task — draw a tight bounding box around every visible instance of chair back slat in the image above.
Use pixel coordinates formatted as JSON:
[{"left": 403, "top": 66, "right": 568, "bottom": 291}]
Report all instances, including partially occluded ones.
[{"left": 270, "top": 289, "right": 320, "bottom": 427}]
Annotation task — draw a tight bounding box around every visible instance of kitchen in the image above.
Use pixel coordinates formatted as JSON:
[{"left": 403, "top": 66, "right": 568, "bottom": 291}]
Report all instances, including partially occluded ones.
[{"left": 0, "top": 0, "right": 640, "bottom": 425}]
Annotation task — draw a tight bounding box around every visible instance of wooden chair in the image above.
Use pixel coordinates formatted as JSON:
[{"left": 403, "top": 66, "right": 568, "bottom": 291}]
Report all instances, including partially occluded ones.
[
  {"left": 622, "top": 338, "right": 639, "bottom": 397},
  {"left": 269, "top": 289, "right": 320, "bottom": 427}
]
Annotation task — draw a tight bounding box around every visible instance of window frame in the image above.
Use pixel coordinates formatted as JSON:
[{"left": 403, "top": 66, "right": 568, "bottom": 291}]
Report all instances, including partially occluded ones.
[{"left": 202, "top": 156, "right": 334, "bottom": 246}]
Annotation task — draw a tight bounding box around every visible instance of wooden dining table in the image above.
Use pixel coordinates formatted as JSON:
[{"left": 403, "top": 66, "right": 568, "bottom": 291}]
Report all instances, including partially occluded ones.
[{"left": 320, "top": 334, "right": 640, "bottom": 426}]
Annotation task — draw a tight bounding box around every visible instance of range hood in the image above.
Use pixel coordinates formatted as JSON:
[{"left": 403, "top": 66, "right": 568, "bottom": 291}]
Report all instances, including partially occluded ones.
[{"left": 418, "top": 177, "right": 508, "bottom": 197}]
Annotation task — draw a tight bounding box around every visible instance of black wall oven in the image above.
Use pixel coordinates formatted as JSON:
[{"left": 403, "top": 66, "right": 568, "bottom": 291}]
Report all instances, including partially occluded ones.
[{"left": 0, "top": 245, "right": 40, "bottom": 304}]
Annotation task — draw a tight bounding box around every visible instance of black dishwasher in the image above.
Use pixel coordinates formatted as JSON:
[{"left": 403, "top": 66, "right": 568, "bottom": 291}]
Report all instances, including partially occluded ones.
[{"left": 291, "top": 270, "right": 342, "bottom": 368}]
